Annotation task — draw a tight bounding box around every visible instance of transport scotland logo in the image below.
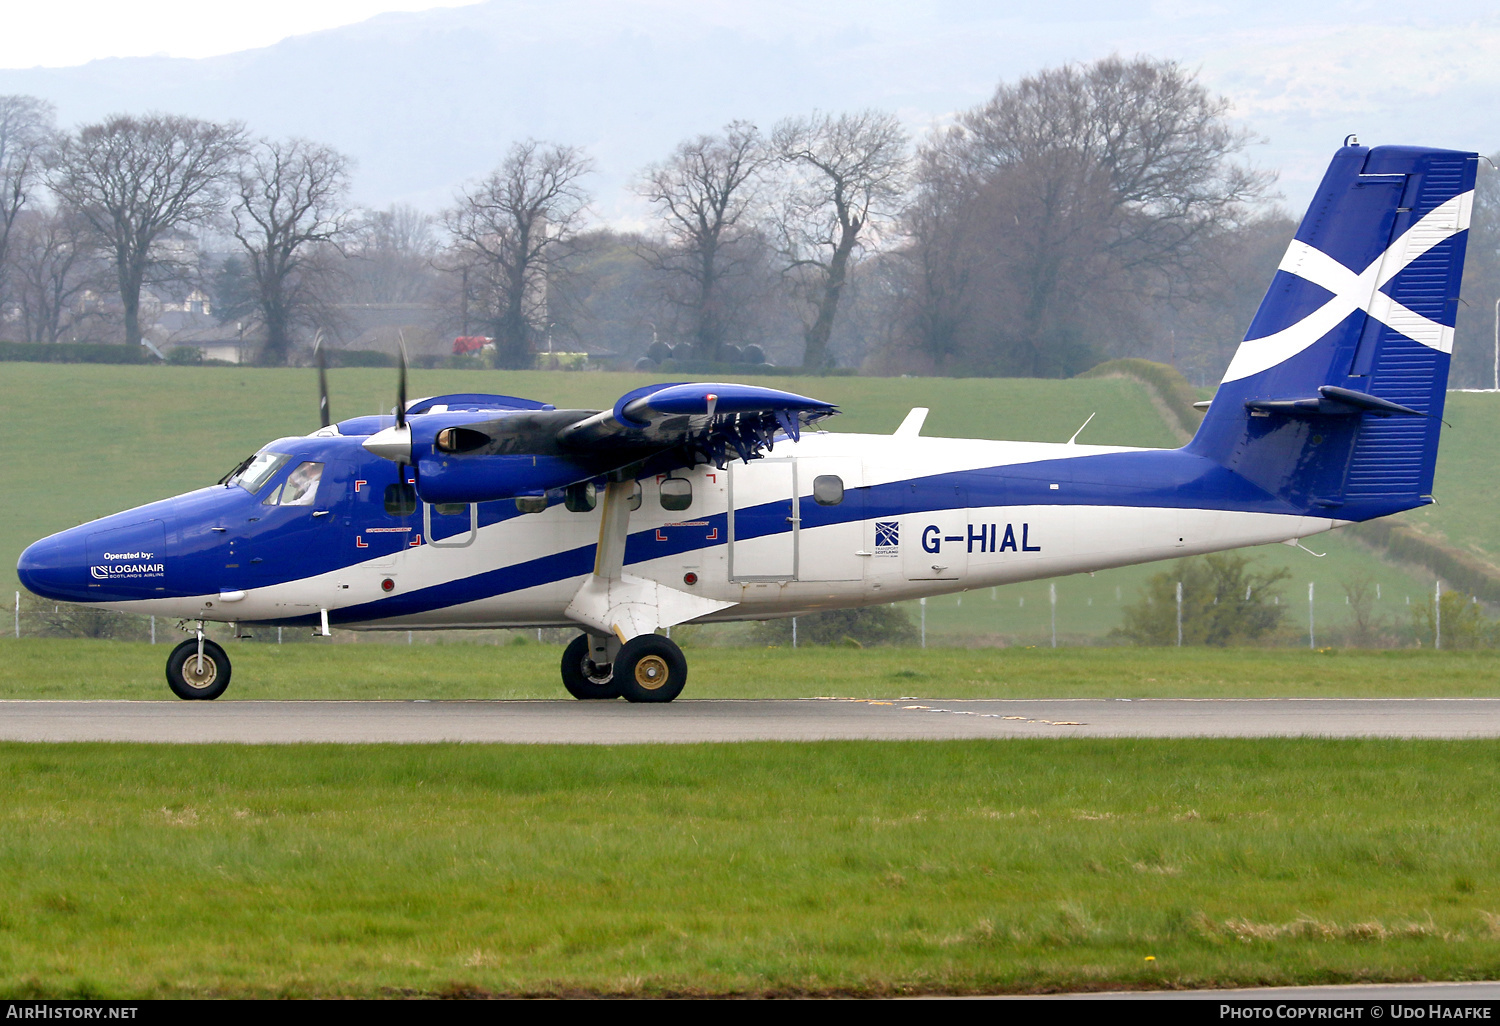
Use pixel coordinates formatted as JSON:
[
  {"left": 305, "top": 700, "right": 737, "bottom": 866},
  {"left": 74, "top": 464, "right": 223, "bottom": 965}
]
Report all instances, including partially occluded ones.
[{"left": 875, "top": 521, "right": 899, "bottom": 548}]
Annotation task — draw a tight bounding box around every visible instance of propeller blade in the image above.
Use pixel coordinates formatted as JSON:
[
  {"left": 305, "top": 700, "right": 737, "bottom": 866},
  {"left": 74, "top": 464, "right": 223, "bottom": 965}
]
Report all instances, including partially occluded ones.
[
  {"left": 313, "top": 331, "right": 330, "bottom": 428},
  {"left": 396, "top": 330, "right": 409, "bottom": 429}
]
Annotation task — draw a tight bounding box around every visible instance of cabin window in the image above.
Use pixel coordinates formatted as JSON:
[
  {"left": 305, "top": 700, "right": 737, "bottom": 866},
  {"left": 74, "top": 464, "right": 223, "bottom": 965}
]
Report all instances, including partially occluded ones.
[
  {"left": 515, "top": 495, "right": 548, "bottom": 514},
  {"left": 433, "top": 503, "right": 467, "bottom": 516},
  {"left": 234, "top": 452, "right": 289, "bottom": 494},
  {"left": 628, "top": 482, "right": 642, "bottom": 511},
  {"left": 384, "top": 482, "right": 417, "bottom": 517},
  {"left": 279, "top": 462, "right": 324, "bottom": 506},
  {"left": 659, "top": 477, "right": 692, "bottom": 512},
  {"left": 565, "top": 481, "right": 597, "bottom": 513},
  {"left": 812, "top": 474, "right": 844, "bottom": 506}
]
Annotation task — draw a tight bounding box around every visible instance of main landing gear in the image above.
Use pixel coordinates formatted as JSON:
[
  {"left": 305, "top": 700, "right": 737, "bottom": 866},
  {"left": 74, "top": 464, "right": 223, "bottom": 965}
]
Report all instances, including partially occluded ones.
[
  {"left": 166, "top": 632, "right": 232, "bottom": 700},
  {"left": 561, "top": 632, "right": 687, "bottom": 703}
]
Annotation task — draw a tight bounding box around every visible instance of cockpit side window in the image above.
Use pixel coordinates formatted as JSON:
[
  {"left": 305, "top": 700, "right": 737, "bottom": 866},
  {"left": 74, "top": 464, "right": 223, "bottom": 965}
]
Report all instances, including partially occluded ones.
[
  {"left": 233, "top": 452, "right": 290, "bottom": 494},
  {"left": 278, "top": 462, "right": 324, "bottom": 506}
]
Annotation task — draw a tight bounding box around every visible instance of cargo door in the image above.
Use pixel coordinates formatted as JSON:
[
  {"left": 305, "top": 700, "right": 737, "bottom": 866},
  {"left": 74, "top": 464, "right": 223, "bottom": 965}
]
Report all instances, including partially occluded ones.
[{"left": 729, "top": 458, "right": 796, "bottom": 581}]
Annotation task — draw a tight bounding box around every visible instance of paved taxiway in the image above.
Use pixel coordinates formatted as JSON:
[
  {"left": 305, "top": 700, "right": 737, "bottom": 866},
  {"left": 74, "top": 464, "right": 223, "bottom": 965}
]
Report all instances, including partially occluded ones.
[{"left": 1, "top": 697, "right": 1498, "bottom": 743}]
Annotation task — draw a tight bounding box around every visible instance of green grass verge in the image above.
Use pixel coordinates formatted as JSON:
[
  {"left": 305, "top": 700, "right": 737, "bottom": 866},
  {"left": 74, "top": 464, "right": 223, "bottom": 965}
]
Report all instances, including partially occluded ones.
[
  {"left": 2, "top": 739, "right": 1499, "bottom": 997},
  {"left": 3, "top": 639, "right": 1499, "bottom": 700}
]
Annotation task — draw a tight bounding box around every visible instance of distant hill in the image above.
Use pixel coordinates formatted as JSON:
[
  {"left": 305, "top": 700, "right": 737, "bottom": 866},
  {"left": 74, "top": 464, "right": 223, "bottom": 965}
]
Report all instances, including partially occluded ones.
[{"left": 1, "top": 1, "right": 1494, "bottom": 218}]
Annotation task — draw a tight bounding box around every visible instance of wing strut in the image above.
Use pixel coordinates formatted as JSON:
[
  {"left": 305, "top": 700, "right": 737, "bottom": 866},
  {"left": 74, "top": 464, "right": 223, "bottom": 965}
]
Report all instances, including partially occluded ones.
[{"left": 564, "top": 476, "right": 735, "bottom": 648}]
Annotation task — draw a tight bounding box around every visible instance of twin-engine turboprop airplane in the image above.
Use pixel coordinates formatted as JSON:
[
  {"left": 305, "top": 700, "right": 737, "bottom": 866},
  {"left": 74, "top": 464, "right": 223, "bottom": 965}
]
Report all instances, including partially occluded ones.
[{"left": 18, "top": 141, "right": 1479, "bottom": 702}]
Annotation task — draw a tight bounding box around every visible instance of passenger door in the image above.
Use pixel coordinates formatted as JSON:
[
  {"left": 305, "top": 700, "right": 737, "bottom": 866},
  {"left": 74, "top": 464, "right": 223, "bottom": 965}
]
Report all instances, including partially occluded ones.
[{"left": 795, "top": 456, "right": 865, "bottom": 582}]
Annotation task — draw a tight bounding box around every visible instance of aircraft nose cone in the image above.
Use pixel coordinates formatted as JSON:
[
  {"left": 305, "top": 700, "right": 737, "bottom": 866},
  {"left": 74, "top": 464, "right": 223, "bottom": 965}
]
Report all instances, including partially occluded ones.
[{"left": 17, "top": 530, "right": 85, "bottom": 602}]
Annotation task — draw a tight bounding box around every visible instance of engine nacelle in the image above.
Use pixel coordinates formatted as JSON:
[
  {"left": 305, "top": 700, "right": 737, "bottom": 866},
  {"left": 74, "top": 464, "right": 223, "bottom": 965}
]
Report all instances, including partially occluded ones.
[{"left": 412, "top": 451, "right": 605, "bottom": 505}]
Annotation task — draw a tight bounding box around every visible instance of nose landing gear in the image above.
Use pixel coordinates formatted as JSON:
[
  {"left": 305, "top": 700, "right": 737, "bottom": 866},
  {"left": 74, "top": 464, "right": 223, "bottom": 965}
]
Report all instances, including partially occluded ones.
[{"left": 165, "top": 633, "right": 232, "bottom": 700}]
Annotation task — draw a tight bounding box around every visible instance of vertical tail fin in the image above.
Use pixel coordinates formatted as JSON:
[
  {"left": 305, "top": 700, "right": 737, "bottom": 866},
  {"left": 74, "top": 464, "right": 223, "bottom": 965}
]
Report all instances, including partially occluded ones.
[{"left": 1188, "top": 143, "right": 1478, "bottom": 520}]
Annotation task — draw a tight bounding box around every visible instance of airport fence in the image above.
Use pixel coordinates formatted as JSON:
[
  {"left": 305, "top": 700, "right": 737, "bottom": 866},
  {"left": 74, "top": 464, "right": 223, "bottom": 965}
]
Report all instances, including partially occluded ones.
[{"left": 10, "top": 579, "right": 1493, "bottom": 651}]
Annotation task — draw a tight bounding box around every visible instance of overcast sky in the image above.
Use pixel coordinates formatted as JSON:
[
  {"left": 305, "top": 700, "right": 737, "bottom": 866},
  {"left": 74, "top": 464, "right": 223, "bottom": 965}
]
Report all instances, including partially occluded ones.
[
  {"left": 3, "top": 1, "right": 1496, "bottom": 216},
  {"left": 1, "top": 1, "right": 475, "bottom": 68}
]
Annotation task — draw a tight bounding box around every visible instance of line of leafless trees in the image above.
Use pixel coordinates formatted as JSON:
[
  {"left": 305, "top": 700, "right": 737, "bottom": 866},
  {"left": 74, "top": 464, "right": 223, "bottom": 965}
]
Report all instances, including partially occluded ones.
[{"left": 4, "top": 56, "right": 1495, "bottom": 381}]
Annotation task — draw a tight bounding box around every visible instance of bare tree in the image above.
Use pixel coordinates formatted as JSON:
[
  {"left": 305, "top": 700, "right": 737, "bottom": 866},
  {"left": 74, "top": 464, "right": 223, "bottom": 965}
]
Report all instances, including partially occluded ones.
[
  {"left": 9, "top": 206, "right": 107, "bottom": 343},
  {"left": 637, "top": 121, "right": 770, "bottom": 361},
  {"left": 899, "top": 56, "right": 1271, "bottom": 378},
  {"left": 444, "top": 140, "right": 592, "bottom": 369},
  {"left": 345, "top": 203, "right": 438, "bottom": 305},
  {"left": 0, "top": 96, "right": 56, "bottom": 313},
  {"left": 49, "top": 113, "right": 245, "bottom": 349},
  {"left": 772, "top": 110, "right": 909, "bottom": 369},
  {"left": 231, "top": 138, "right": 354, "bottom": 365}
]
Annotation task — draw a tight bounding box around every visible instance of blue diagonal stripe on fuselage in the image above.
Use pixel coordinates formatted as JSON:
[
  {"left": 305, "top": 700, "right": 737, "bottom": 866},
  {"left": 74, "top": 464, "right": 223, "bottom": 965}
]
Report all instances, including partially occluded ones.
[{"left": 294, "top": 447, "right": 1324, "bottom": 627}]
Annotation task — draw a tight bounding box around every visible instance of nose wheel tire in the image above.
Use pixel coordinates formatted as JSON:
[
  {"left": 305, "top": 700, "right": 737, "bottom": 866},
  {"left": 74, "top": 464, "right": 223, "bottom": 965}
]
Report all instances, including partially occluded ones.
[
  {"left": 616, "top": 634, "right": 687, "bottom": 704},
  {"left": 166, "top": 639, "right": 232, "bottom": 701},
  {"left": 561, "top": 634, "right": 622, "bottom": 700}
]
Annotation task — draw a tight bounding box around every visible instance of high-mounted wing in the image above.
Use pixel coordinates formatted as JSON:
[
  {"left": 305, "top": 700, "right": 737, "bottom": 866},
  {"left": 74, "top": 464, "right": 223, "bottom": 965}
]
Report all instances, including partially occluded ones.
[{"left": 362, "top": 382, "right": 837, "bottom": 505}]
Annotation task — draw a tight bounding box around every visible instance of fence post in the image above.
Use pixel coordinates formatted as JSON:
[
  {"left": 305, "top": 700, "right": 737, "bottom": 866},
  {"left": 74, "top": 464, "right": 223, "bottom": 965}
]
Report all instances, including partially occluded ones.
[
  {"left": 791, "top": 617, "right": 797, "bottom": 650},
  {"left": 1435, "top": 580, "right": 1442, "bottom": 651},
  {"left": 1175, "top": 581, "right": 1183, "bottom": 647},
  {"left": 1308, "top": 581, "right": 1315, "bottom": 649},
  {"left": 150, "top": 616, "right": 156, "bottom": 645},
  {"left": 919, "top": 598, "right": 926, "bottom": 649},
  {"left": 1050, "top": 582, "right": 1057, "bottom": 648}
]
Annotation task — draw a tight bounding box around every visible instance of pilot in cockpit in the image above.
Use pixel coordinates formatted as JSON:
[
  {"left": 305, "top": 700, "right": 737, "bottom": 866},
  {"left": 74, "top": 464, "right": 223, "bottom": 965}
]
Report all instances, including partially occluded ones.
[{"left": 278, "top": 462, "right": 323, "bottom": 506}]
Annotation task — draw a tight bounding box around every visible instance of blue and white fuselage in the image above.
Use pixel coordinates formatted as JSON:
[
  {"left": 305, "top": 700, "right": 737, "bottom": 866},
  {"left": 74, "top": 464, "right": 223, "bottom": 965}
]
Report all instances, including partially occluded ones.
[
  {"left": 20, "top": 427, "right": 1337, "bottom": 629},
  {"left": 16, "top": 142, "right": 1481, "bottom": 701}
]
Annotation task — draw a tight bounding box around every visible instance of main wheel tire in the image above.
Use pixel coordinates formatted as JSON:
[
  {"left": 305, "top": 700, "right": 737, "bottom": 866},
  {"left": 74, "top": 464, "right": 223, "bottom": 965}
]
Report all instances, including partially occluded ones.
[
  {"left": 615, "top": 634, "right": 687, "bottom": 703},
  {"left": 166, "top": 638, "right": 231, "bottom": 701},
  {"left": 560, "top": 634, "right": 622, "bottom": 700}
]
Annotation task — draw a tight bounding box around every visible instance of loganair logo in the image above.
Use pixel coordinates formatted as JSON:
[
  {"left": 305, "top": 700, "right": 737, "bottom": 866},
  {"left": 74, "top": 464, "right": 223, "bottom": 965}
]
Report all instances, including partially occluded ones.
[
  {"left": 90, "top": 551, "right": 165, "bottom": 580},
  {"left": 1223, "top": 189, "right": 1473, "bottom": 383}
]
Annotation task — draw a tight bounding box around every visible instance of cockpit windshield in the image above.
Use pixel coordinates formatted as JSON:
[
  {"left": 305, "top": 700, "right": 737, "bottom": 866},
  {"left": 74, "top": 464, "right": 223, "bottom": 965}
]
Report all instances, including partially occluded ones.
[{"left": 229, "top": 452, "right": 290, "bottom": 494}]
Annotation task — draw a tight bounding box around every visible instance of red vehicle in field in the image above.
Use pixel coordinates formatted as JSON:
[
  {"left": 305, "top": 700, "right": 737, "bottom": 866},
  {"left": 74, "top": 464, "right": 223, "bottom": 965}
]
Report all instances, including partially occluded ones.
[{"left": 453, "top": 336, "right": 494, "bottom": 355}]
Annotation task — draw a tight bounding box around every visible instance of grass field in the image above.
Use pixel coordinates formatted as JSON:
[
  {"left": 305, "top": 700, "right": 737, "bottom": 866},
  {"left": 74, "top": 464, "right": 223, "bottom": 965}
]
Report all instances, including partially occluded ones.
[
  {"left": 3, "top": 738, "right": 1499, "bottom": 997},
  {"left": 4, "top": 638, "right": 1499, "bottom": 700},
  {"left": 1394, "top": 390, "right": 1500, "bottom": 572},
  {"left": 1, "top": 363, "right": 1480, "bottom": 643}
]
